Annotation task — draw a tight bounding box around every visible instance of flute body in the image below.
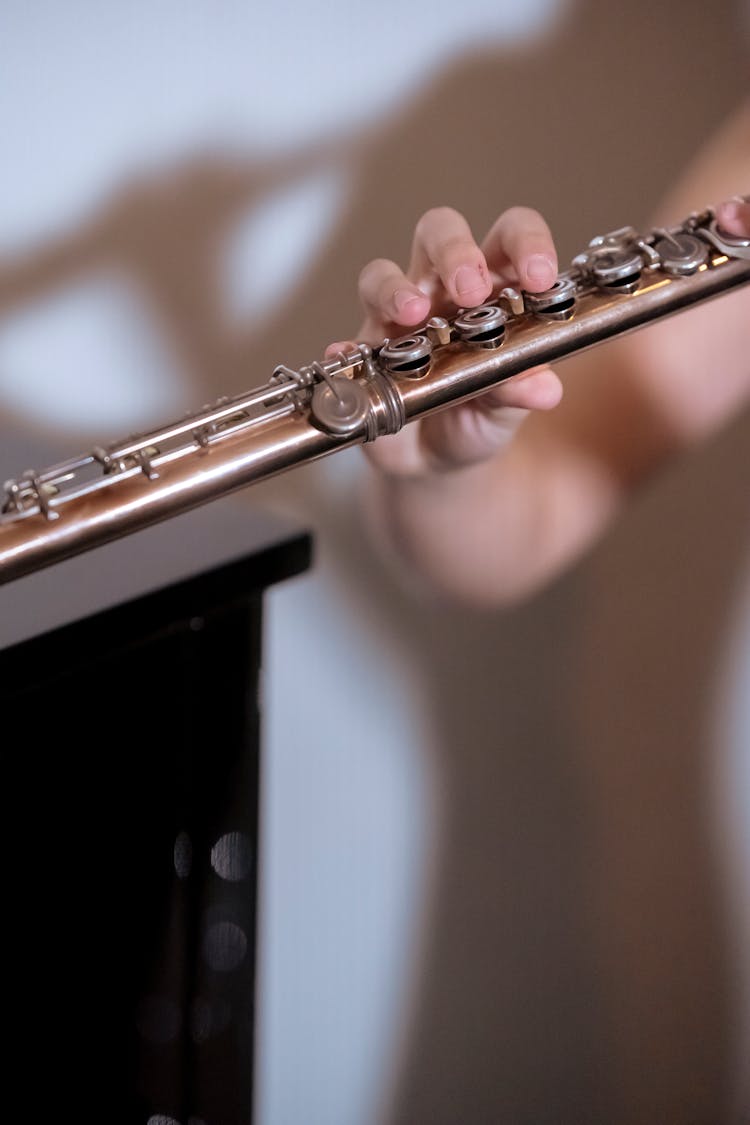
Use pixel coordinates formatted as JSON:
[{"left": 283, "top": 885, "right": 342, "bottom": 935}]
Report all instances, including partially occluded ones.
[{"left": 1, "top": 206, "right": 749, "bottom": 586}]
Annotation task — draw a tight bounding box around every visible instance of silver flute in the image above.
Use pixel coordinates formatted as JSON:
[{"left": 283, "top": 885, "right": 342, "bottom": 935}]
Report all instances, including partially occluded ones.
[{"left": 1, "top": 204, "right": 749, "bottom": 586}]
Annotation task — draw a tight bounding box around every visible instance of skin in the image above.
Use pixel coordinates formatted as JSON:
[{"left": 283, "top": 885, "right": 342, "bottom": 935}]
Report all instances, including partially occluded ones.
[{"left": 327, "top": 98, "right": 750, "bottom": 608}]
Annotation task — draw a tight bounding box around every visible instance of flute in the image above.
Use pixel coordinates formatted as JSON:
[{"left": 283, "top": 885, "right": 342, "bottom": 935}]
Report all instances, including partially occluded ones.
[{"left": 1, "top": 205, "right": 749, "bottom": 586}]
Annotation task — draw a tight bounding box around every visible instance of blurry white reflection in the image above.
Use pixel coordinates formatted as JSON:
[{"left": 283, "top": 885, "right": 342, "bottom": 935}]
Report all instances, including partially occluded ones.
[
  {"left": 202, "top": 919, "right": 248, "bottom": 972},
  {"left": 211, "top": 830, "right": 254, "bottom": 882}
]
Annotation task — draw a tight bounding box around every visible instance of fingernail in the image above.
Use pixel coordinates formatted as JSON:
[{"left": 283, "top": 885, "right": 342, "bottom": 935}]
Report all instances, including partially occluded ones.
[
  {"left": 525, "top": 254, "right": 555, "bottom": 285},
  {"left": 455, "top": 266, "right": 487, "bottom": 299},
  {"left": 394, "top": 289, "right": 427, "bottom": 319}
]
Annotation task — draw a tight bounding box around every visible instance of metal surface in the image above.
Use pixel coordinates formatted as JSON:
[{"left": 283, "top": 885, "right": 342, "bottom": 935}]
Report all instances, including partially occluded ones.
[{"left": 1, "top": 206, "right": 749, "bottom": 585}]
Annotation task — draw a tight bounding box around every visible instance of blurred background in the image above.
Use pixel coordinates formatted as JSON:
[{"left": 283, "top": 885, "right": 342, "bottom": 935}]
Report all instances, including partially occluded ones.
[{"left": 1, "top": 2, "right": 748, "bottom": 1122}]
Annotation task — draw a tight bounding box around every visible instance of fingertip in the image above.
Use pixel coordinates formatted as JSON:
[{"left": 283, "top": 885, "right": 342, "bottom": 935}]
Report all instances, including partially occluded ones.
[
  {"left": 510, "top": 365, "right": 563, "bottom": 411},
  {"left": 453, "top": 264, "right": 492, "bottom": 306},
  {"left": 325, "top": 339, "right": 356, "bottom": 358},
  {"left": 521, "top": 253, "right": 557, "bottom": 292},
  {"left": 393, "top": 288, "right": 430, "bottom": 325},
  {"left": 716, "top": 198, "right": 750, "bottom": 237},
  {"left": 534, "top": 372, "right": 564, "bottom": 411}
]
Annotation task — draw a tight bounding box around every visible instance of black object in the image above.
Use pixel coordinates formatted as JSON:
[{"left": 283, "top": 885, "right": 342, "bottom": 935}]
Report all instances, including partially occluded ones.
[{"left": 0, "top": 499, "right": 312, "bottom": 1125}]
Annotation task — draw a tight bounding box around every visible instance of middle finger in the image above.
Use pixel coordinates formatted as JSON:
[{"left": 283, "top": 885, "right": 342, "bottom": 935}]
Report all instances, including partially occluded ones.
[{"left": 407, "top": 205, "right": 493, "bottom": 309}]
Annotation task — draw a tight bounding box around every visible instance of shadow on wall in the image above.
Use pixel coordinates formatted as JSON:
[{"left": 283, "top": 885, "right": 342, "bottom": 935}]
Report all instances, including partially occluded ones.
[
  {"left": 1, "top": 1, "right": 749, "bottom": 1123},
  {"left": 1, "top": 1, "right": 746, "bottom": 451}
]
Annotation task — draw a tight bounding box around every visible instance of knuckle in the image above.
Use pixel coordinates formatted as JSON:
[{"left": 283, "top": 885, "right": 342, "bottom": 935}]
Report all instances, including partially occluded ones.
[
  {"left": 415, "top": 205, "right": 464, "bottom": 239},
  {"left": 358, "top": 257, "right": 391, "bottom": 292},
  {"left": 500, "top": 205, "right": 552, "bottom": 245},
  {"left": 502, "top": 204, "right": 543, "bottom": 226}
]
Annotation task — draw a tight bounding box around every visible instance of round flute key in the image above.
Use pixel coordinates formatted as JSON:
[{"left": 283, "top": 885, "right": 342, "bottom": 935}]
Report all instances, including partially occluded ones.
[
  {"left": 453, "top": 304, "right": 507, "bottom": 347},
  {"left": 310, "top": 377, "right": 370, "bottom": 436},
  {"left": 653, "top": 231, "right": 708, "bottom": 275},
  {"left": 379, "top": 333, "right": 432, "bottom": 377},
  {"left": 590, "top": 247, "right": 643, "bottom": 288},
  {"left": 523, "top": 276, "right": 577, "bottom": 320}
]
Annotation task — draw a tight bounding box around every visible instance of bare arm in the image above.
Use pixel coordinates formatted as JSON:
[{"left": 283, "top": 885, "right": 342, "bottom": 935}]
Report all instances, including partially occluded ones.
[{"left": 334, "top": 99, "right": 750, "bottom": 608}]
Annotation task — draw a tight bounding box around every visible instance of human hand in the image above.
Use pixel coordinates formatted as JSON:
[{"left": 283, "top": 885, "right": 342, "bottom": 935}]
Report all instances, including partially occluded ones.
[
  {"left": 327, "top": 195, "right": 749, "bottom": 478},
  {"left": 326, "top": 99, "right": 750, "bottom": 606},
  {"left": 326, "top": 205, "right": 564, "bottom": 476},
  {"left": 715, "top": 194, "right": 750, "bottom": 238}
]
